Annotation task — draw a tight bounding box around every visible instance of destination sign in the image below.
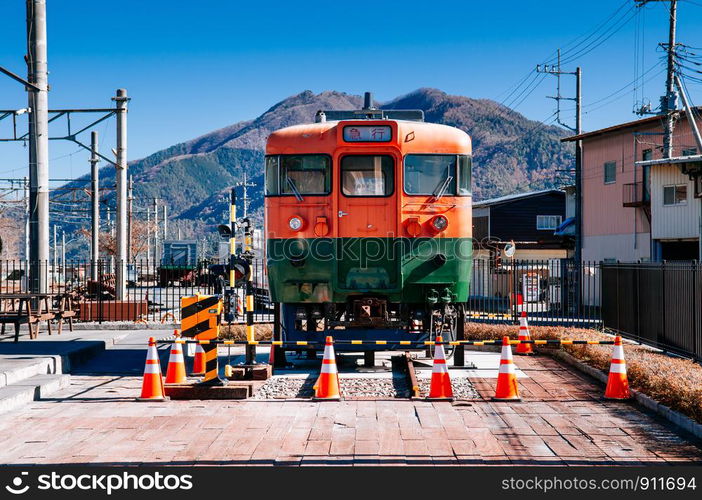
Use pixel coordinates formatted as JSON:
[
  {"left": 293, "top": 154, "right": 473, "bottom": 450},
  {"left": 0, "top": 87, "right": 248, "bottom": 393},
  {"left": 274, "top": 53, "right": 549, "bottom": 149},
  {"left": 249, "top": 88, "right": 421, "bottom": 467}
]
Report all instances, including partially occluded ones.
[{"left": 343, "top": 125, "right": 392, "bottom": 142}]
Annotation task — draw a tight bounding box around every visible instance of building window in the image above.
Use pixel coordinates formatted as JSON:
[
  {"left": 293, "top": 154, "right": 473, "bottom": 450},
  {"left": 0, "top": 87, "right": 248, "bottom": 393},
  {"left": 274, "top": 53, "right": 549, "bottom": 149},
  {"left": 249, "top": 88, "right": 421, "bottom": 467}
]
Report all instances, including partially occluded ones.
[
  {"left": 682, "top": 148, "right": 698, "bottom": 157},
  {"left": 604, "top": 161, "right": 616, "bottom": 184},
  {"left": 663, "top": 185, "right": 687, "bottom": 206},
  {"left": 536, "top": 215, "right": 562, "bottom": 230}
]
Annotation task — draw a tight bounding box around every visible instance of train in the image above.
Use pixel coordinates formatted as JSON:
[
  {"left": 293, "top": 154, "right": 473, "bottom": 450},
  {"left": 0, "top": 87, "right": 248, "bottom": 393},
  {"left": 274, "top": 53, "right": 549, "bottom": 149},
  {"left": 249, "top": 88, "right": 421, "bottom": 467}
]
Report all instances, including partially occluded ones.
[{"left": 264, "top": 93, "right": 472, "bottom": 350}]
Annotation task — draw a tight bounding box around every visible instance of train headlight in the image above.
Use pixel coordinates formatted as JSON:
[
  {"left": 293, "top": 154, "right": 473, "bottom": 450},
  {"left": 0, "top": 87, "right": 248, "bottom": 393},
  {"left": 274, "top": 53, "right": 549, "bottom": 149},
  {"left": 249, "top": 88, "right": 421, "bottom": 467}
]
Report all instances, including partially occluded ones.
[
  {"left": 430, "top": 215, "right": 448, "bottom": 232},
  {"left": 288, "top": 216, "right": 304, "bottom": 231}
]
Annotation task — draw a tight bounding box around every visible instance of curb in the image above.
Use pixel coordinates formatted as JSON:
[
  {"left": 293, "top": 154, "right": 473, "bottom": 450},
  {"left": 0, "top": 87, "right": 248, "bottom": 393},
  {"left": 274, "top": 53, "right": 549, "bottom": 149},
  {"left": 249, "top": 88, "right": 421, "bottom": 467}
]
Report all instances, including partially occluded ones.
[{"left": 550, "top": 350, "right": 702, "bottom": 441}]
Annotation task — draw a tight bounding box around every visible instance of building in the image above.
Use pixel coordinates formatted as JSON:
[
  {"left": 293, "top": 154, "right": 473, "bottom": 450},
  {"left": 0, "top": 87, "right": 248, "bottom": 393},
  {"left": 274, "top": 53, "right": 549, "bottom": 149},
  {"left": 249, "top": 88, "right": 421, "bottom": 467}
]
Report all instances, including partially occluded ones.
[
  {"left": 562, "top": 109, "right": 702, "bottom": 262},
  {"left": 472, "top": 189, "right": 569, "bottom": 260}
]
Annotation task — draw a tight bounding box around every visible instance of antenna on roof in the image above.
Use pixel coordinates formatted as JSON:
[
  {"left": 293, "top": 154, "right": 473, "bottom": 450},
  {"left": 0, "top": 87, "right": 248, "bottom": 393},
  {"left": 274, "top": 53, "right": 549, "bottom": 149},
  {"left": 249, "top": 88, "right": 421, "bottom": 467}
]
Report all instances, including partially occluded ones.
[
  {"left": 319, "top": 90, "right": 424, "bottom": 122},
  {"left": 363, "top": 92, "right": 375, "bottom": 110}
]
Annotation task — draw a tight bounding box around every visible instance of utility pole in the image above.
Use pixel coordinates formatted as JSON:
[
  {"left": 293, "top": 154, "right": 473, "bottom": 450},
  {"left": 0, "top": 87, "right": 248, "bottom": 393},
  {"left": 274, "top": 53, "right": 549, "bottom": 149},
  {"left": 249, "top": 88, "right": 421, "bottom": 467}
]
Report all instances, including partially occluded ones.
[
  {"left": 90, "top": 131, "right": 99, "bottom": 281},
  {"left": 663, "top": 0, "right": 678, "bottom": 159},
  {"left": 537, "top": 52, "right": 582, "bottom": 310},
  {"left": 113, "top": 89, "right": 129, "bottom": 300},
  {"left": 146, "top": 206, "right": 151, "bottom": 262},
  {"left": 26, "top": 0, "right": 50, "bottom": 293},
  {"left": 61, "top": 229, "right": 65, "bottom": 284},
  {"left": 575, "top": 67, "right": 582, "bottom": 269},
  {"left": 162, "top": 204, "right": 168, "bottom": 242},
  {"left": 23, "top": 175, "right": 29, "bottom": 260},
  {"left": 52, "top": 224, "right": 57, "bottom": 281},
  {"left": 127, "top": 175, "right": 133, "bottom": 261},
  {"left": 635, "top": 0, "right": 678, "bottom": 158},
  {"left": 237, "top": 172, "right": 255, "bottom": 218},
  {"left": 153, "top": 198, "right": 159, "bottom": 263}
]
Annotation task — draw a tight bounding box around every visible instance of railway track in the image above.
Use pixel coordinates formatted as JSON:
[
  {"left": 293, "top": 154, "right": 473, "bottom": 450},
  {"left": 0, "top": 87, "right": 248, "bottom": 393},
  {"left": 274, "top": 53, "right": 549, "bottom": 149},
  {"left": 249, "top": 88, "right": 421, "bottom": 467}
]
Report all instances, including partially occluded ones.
[{"left": 253, "top": 350, "right": 479, "bottom": 400}]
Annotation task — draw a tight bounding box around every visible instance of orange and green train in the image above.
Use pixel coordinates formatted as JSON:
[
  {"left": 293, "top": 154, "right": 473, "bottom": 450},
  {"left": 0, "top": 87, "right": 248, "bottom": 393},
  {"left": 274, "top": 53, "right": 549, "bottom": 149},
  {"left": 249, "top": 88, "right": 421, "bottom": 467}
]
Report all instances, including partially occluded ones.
[{"left": 264, "top": 98, "right": 472, "bottom": 349}]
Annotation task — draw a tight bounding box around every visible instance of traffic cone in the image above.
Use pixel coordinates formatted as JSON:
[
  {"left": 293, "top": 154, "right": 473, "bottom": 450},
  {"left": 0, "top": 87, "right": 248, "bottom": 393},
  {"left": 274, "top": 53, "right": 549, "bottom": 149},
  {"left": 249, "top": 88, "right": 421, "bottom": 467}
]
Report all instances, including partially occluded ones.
[
  {"left": 515, "top": 311, "right": 534, "bottom": 355},
  {"left": 138, "top": 337, "right": 166, "bottom": 401},
  {"left": 165, "top": 339, "right": 187, "bottom": 384},
  {"left": 268, "top": 343, "right": 276, "bottom": 372},
  {"left": 604, "top": 336, "right": 631, "bottom": 399},
  {"left": 493, "top": 336, "right": 521, "bottom": 401},
  {"left": 192, "top": 343, "right": 206, "bottom": 375},
  {"left": 427, "top": 335, "right": 453, "bottom": 400},
  {"left": 313, "top": 336, "right": 340, "bottom": 400}
]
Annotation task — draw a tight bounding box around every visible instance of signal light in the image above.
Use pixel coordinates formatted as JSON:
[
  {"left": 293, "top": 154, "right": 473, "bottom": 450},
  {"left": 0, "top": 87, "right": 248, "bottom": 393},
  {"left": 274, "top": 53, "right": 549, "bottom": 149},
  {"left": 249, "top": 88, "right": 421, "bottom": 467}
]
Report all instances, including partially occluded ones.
[
  {"left": 289, "top": 215, "right": 305, "bottom": 231},
  {"left": 430, "top": 215, "right": 448, "bottom": 232}
]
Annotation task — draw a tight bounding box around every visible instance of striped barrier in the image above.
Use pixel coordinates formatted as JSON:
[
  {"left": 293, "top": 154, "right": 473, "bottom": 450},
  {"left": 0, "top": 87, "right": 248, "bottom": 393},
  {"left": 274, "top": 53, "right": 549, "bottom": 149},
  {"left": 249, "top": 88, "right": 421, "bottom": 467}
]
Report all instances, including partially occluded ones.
[
  {"left": 142, "top": 335, "right": 631, "bottom": 401},
  {"left": 155, "top": 338, "right": 617, "bottom": 347}
]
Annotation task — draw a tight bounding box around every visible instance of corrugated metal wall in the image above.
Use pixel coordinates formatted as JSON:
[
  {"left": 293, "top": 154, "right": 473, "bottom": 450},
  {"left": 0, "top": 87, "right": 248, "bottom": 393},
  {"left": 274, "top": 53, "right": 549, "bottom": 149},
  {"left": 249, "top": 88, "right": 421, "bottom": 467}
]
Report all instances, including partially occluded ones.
[{"left": 651, "top": 164, "right": 699, "bottom": 240}]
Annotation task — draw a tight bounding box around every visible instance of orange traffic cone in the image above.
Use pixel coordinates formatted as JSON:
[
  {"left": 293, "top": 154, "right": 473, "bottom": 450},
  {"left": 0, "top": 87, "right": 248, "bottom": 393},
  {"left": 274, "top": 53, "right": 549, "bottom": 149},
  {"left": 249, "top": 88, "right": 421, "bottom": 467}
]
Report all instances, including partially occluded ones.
[
  {"left": 515, "top": 311, "right": 534, "bottom": 355},
  {"left": 313, "top": 336, "right": 340, "bottom": 400},
  {"left": 427, "top": 335, "right": 453, "bottom": 400},
  {"left": 138, "top": 337, "right": 166, "bottom": 401},
  {"left": 604, "top": 336, "right": 631, "bottom": 399},
  {"left": 192, "top": 343, "right": 206, "bottom": 376},
  {"left": 268, "top": 342, "right": 276, "bottom": 369},
  {"left": 493, "top": 336, "right": 521, "bottom": 401},
  {"left": 165, "top": 339, "right": 187, "bottom": 384}
]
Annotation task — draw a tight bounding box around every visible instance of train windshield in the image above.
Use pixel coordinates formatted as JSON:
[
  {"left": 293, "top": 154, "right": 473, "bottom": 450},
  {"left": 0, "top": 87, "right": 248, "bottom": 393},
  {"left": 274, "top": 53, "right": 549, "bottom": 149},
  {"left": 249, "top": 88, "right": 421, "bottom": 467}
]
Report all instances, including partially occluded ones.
[
  {"left": 341, "top": 155, "right": 394, "bottom": 197},
  {"left": 404, "top": 154, "right": 471, "bottom": 196},
  {"left": 265, "top": 155, "right": 331, "bottom": 196}
]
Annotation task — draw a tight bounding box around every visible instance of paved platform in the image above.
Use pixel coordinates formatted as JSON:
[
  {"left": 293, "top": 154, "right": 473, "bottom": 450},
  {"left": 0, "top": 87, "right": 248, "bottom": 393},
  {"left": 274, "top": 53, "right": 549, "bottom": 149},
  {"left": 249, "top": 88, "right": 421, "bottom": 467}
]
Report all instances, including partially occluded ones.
[{"left": 0, "top": 341, "right": 700, "bottom": 466}]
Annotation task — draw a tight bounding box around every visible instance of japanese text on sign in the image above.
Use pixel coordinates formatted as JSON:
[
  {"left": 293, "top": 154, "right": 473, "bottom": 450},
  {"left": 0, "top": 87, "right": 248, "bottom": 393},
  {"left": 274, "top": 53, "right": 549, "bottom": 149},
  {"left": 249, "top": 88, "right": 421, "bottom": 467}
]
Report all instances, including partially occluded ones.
[{"left": 343, "top": 125, "right": 392, "bottom": 142}]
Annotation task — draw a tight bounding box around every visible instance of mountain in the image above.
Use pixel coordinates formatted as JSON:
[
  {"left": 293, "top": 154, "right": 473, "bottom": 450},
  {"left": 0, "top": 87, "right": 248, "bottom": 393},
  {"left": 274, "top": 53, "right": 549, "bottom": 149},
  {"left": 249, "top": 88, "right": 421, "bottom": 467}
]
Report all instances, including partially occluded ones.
[{"left": 62, "top": 88, "right": 573, "bottom": 254}]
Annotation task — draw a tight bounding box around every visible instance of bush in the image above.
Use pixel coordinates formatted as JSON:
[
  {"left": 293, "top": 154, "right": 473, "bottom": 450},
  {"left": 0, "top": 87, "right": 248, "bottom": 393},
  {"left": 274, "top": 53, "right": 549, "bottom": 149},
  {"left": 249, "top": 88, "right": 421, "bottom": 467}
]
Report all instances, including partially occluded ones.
[{"left": 464, "top": 323, "right": 702, "bottom": 424}]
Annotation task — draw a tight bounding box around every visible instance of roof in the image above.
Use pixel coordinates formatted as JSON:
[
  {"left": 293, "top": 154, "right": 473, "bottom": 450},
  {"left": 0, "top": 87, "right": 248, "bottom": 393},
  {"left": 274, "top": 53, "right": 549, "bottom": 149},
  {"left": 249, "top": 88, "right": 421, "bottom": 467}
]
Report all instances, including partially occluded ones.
[
  {"left": 561, "top": 107, "right": 702, "bottom": 142},
  {"left": 472, "top": 189, "right": 564, "bottom": 208}
]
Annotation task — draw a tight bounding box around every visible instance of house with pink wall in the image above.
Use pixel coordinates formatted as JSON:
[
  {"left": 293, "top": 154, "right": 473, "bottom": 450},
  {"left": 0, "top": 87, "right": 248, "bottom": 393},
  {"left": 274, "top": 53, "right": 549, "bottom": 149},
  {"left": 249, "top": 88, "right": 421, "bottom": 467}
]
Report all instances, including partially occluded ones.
[{"left": 563, "top": 110, "right": 702, "bottom": 262}]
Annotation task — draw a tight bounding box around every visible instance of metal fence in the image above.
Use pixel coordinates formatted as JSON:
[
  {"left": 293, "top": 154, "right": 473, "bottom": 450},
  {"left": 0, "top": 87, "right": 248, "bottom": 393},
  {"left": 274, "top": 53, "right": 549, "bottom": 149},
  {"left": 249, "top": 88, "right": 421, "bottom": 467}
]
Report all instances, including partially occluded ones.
[
  {"left": 601, "top": 262, "right": 702, "bottom": 361},
  {"left": 0, "top": 259, "right": 274, "bottom": 326},
  {"left": 467, "top": 258, "right": 602, "bottom": 327}
]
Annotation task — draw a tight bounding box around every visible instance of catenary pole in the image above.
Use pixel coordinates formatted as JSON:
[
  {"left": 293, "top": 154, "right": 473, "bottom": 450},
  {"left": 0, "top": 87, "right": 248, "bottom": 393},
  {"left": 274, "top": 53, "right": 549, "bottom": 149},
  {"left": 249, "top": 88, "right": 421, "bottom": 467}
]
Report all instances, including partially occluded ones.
[
  {"left": 26, "top": 0, "right": 50, "bottom": 293},
  {"left": 127, "top": 175, "right": 133, "bottom": 261},
  {"left": 113, "top": 89, "right": 129, "bottom": 299},
  {"left": 90, "top": 131, "right": 99, "bottom": 280}
]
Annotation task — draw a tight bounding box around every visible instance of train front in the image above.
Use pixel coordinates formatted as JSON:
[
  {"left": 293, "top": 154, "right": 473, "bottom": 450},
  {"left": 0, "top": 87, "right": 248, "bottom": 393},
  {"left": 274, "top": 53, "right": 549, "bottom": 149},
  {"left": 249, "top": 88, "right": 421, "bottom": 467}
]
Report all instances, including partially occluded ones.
[{"left": 264, "top": 104, "right": 472, "bottom": 351}]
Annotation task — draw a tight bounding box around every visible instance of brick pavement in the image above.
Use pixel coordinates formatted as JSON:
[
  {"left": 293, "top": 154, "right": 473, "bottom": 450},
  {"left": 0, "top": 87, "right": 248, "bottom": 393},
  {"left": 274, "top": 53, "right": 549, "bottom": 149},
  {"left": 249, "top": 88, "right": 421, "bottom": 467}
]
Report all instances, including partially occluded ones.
[{"left": 0, "top": 353, "right": 700, "bottom": 466}]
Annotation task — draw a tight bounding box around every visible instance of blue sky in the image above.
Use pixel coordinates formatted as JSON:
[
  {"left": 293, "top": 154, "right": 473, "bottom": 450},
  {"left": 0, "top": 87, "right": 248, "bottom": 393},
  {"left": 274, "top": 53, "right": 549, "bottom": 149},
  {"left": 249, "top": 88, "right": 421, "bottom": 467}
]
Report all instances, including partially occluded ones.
[{"left": 1, "top": 0, "right": 701, "bottom": 181}]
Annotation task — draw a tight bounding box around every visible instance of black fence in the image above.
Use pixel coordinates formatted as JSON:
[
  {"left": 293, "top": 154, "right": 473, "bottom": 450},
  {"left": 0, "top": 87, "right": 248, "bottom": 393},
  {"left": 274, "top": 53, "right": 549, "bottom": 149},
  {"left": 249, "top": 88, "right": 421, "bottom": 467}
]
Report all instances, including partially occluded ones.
[
  {"left": 0, "top": 259, "right": 274, "bottom": 327},
  {"left": 467, "top": 258, "right": 602, "bottom": 327},
  {"left": 601, "top": 262, "right": 702, "bottom": 362}
]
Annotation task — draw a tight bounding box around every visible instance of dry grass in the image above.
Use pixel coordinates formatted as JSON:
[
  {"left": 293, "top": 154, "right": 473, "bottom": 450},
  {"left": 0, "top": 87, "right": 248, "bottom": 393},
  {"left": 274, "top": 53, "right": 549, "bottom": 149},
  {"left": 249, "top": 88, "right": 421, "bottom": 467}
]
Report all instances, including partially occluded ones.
[
  {"left": 464, "top": 323, "right": 702, "bottom": 424},
  {"left": 218, "top": 323, "right": 273, "bottom": 341}
]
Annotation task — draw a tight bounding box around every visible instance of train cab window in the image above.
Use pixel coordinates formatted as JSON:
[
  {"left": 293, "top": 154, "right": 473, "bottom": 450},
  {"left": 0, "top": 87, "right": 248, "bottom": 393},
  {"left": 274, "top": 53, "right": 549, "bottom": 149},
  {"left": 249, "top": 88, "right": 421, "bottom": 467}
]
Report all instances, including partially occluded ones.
[
  {"left": 404, "top": 154, "right": 471, "bottom": 197},
  {"left": 404, "top": 155, "right": 457, "bottom": 196},
  {"left": 341, "top": 155, "right": 394, "bottom": 197},
  {"left": 458, "top": 155, "right": 472, "bottom": 195},
  {"left": 265, "top": 155, "right": 331, "bottom": 196}
]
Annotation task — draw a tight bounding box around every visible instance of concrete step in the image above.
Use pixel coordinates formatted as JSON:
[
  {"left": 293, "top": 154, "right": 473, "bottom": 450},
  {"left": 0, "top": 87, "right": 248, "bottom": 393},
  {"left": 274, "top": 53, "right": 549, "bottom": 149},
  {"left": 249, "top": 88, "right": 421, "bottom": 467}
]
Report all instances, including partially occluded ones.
[
  {"left": 0, "top": 356, "right": 60, "bottom": 388},
  {"left": 0, "top": 373, "right": 70, "bottom": 415}
]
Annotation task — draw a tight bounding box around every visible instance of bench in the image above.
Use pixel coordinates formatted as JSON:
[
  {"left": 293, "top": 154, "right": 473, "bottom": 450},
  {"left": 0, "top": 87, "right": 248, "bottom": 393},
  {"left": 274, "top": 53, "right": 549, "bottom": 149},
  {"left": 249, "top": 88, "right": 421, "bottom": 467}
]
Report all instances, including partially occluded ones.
[{"left": 0, "top": 294, "right": 56, "bottom": 341}]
